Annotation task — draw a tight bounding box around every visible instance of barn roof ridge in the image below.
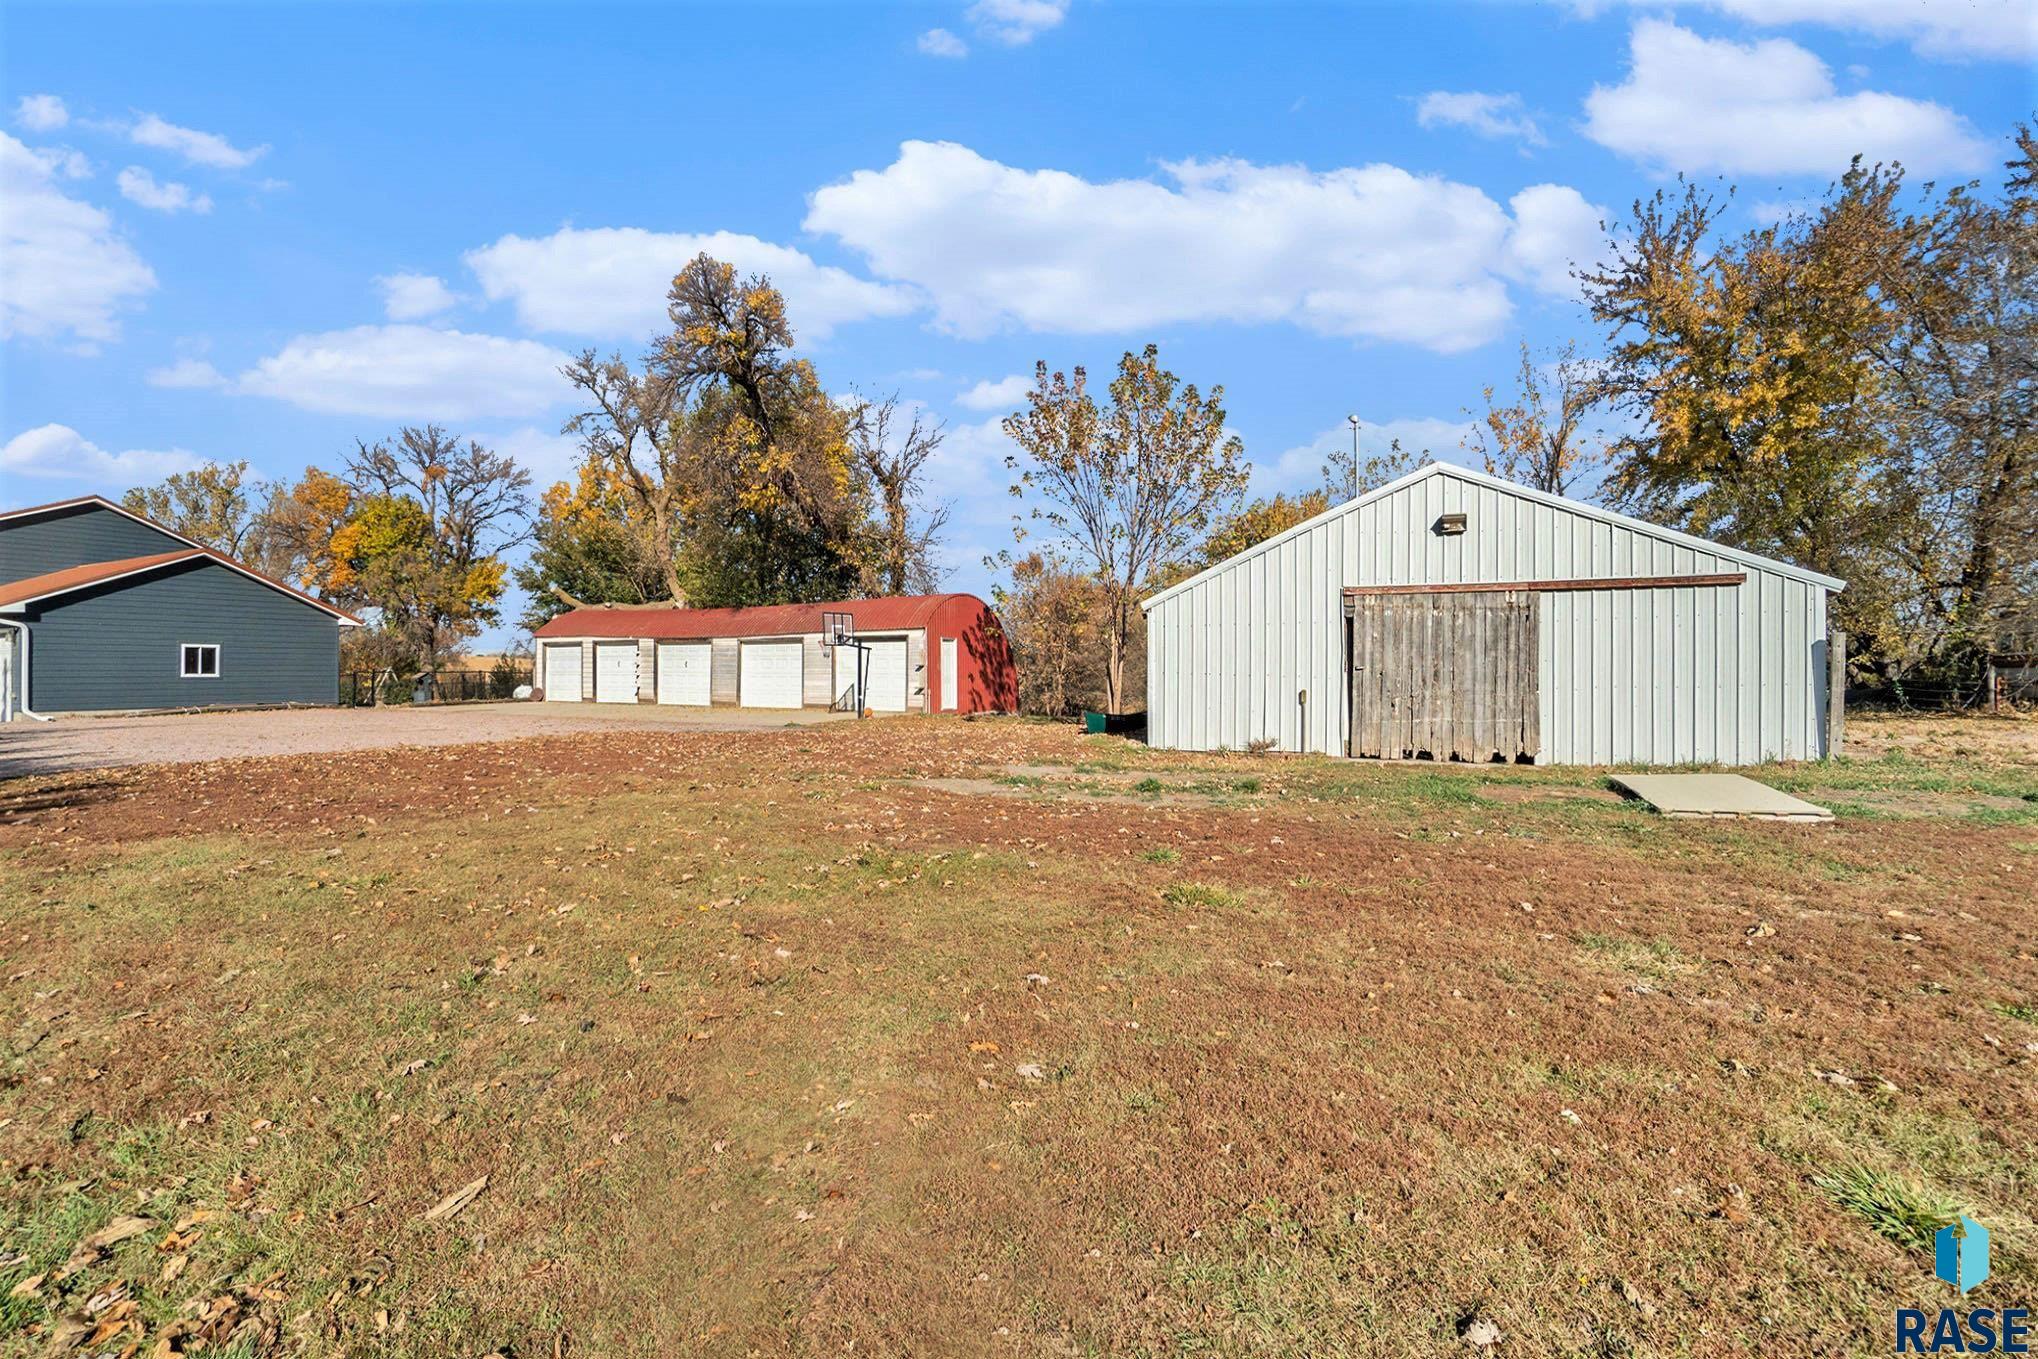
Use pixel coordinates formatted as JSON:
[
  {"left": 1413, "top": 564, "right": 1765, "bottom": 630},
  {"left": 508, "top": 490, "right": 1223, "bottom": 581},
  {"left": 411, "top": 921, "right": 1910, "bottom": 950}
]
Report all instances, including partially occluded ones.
[{"left": 1140, "top": 460, "right": 1846, "bottom": 611}]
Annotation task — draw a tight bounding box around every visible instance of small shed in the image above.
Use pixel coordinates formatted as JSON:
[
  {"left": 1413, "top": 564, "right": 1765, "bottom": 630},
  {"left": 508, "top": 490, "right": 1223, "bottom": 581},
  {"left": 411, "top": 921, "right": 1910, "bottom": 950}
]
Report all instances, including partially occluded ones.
[
  {"left": 530, "top": 593, "right": 1017, "bottom": 715},
  {"left": 1142, "top": 462, "right": 1846, "bottom": 766}
]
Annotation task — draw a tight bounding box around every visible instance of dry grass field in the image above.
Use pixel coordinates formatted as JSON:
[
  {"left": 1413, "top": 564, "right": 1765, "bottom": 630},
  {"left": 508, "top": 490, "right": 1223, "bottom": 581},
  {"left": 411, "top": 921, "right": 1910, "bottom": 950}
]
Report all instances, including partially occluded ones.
[{"left": 2, "top": 711, "right": 2034, "bottom": 1357}]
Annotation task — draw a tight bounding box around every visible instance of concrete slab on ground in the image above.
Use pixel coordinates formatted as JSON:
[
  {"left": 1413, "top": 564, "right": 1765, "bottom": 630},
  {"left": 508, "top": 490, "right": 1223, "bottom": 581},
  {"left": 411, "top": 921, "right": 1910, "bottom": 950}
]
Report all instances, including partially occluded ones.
[
  {"left": 0, "top": 702, "right": 851, "bottom": 779},
  {"left": 1609, "top": 773, "right": 1833, "bottom": 822}
]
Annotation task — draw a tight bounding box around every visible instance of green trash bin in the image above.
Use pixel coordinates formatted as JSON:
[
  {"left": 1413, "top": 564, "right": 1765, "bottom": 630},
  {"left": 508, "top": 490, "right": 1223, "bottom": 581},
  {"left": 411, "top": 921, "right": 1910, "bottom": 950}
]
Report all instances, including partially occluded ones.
[{"left": 1083, "top": 709, "right": 1107, "bottom": 734}]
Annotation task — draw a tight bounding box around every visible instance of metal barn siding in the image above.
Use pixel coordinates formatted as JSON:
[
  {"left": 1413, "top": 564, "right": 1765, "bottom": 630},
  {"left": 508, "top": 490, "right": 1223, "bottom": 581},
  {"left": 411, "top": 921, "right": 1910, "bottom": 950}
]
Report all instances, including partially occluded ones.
[{"left": 1143, "top": 464, "right": 1842, "bottom": 766}]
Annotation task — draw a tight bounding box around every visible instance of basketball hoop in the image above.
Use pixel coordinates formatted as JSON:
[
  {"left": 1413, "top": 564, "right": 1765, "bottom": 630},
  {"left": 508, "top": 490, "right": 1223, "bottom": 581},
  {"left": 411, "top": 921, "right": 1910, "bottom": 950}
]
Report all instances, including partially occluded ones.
[{"left": 821, "top": 610, "right": 871, "bottom": 717}]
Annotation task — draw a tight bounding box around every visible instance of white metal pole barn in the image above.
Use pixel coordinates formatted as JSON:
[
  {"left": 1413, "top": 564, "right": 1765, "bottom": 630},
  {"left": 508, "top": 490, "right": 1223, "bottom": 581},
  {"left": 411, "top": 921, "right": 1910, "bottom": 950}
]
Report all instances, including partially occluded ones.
[{"left": 1141, "top": 462, "right": 1846, "bottom": 767}]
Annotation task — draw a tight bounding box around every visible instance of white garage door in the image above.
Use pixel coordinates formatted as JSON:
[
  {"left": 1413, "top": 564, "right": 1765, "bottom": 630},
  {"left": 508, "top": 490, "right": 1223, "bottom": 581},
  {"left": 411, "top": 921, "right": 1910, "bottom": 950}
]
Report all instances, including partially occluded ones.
[
  {"left": 740, "top": 640, "right": 804, "bottom": 708},
  {"left": 655, "top": 641, "right": 711, "bottom": 706},
  {"left": 593, "top": 642, "right": 638, "bottom": 703},
  {"left": 834, "top": 637, "right": 908, "bottom": 712},
  {"left": 542, "top": 643, "right": 582, "bottom": 702}
]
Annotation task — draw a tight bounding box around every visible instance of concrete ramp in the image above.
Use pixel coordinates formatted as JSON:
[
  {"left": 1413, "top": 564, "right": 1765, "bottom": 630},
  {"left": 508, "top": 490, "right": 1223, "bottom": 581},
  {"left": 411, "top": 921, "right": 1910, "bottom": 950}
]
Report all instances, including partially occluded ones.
[{"left": 1609, "top": 773, "right": 1833, "bottom": 823}]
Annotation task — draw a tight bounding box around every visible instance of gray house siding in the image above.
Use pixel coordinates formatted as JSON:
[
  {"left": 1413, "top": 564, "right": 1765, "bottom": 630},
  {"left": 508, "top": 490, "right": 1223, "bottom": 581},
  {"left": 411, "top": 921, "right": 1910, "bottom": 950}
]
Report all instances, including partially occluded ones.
[
  {"left": 16, "top": 558, "right": 338, "bottom": 712},
  {"left": 0, "top": 503, "right": 187, "bottom": 580}
]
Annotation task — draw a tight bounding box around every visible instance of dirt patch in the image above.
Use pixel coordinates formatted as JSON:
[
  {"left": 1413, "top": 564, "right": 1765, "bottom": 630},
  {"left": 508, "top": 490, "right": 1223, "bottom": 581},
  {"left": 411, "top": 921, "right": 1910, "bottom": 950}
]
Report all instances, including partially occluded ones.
[
  {"left": 1844, "top": 710, "right": 2038, "bottom": 766},
  {"left": 2, "top": 714, "right": 2035, "bottom": 1357}
]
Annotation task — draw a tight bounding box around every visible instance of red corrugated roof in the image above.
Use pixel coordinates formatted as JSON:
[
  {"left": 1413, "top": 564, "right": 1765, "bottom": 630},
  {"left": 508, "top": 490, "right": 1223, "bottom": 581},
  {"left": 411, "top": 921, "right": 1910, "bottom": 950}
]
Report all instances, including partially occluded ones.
[
  {"left": 533, "top": 594, "right": 980, "bottom": 641},
  {"left": 0, "top": 545, "right": 362, "bottom": 623}
]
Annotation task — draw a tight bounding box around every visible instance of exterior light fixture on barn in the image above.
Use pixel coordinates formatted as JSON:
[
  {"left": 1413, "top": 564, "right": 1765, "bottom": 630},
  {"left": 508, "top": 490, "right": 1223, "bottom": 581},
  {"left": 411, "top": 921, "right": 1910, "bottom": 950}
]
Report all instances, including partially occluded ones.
[
  {"left": 1142, "top": 462, "right": 1847, "bottom": 766},
  {"left": 529, "top": 593, "right": 1017, "bottom": 715}
]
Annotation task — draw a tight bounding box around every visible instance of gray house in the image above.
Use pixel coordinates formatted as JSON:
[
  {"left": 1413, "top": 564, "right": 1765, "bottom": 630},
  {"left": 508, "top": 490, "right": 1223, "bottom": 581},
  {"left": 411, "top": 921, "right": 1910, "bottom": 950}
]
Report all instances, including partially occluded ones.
[{"left": 0, "top": 494, "right": 358, "bottom": 721}]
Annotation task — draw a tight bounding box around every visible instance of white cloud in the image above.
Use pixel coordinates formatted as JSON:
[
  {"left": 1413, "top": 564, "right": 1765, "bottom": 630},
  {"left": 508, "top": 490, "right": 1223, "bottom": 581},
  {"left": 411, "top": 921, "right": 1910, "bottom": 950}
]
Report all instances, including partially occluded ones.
[
  {"left": 376, "top": 271, "right": 458, "bottom": 321},
  {"left": 146, "top": 357, "right": 228, "bottom": 389},
  {"left": 234, "top": 325, "right": 573, "bottom": 421},
  {"left": 805, "top": 140, "right": 1594, "bottom": 352},
  {"left": 1, "top": 423, "right": 200, "bottom": 483},
  {"left": 1416, "top": 91, "right": 1548, "bottom": 147},
  {"left": 463, "top": 226, "right": 917, "bottom": 342},
  {"left": 23, "top": 143, "right": 91, "bottom": 180},
  {"left": 924, "top": 412, "right": 1016, "bottom": 501},
  {"left": 956, "top": 374, "right": 1033, "bottom": 411},
  {"left": 967, "top": 0, "right": 1069, "bottom": 44},
  {"left": 116, "top": 166, "right": 212, "bottom": 214},
  {"left": 129, "top": 112, "right": 267, "bottom": 170},
  {"left": 1583, "top": 20, "right": 1989, "bottom": 175},
  {"left": 0, "top": 132, "right": 155, "bottom": 343},
  {"left": 1255, "top": 416, "right": 1475, "bottom": 497},
  {"left": 918, "top": 27, "right": 970, "bottom": 57},
  {"left": 15, "top": 94, "right": 68, "bottom": 132},
  {"left": 1503, "top": 184, "right": 1606, "bottom": 296},
  {"left": 1577, "top": 0, "right": 2037, "bottom": 62}
]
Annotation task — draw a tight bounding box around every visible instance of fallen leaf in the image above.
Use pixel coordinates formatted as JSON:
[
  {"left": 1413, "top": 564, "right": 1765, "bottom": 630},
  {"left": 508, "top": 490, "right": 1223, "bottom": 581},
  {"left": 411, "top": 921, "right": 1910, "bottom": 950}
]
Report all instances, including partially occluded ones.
[
  {"left": 421, "top": 1175, "right": 488, "bottom": 1222},
  {"left": 82, "top": 1216, "right": 154, "bottom": 1251},
  {"left": 1461, "top": 1316, "right": 1503, "bottom": 1348}
]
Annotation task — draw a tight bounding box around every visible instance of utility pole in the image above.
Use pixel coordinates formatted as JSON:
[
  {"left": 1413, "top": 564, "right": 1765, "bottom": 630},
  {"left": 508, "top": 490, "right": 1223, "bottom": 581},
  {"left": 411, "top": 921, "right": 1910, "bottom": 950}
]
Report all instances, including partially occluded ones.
[{"left": 1345, "top": 413, "right": 1360, "bottom": 500}]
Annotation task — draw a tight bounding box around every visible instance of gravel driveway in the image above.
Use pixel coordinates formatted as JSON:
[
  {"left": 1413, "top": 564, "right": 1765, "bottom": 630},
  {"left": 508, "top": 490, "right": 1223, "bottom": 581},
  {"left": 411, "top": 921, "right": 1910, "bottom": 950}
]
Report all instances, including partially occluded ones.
[{"left": 0, "top": 702, "right": 849, "bottom": 778}]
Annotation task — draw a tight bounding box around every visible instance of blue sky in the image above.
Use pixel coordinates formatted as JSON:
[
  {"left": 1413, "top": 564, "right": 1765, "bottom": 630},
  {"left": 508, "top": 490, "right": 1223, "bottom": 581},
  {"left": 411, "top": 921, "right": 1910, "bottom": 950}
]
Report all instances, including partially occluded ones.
[{"left": 3, "top": 0, "right": 2031, "bottom": 645}]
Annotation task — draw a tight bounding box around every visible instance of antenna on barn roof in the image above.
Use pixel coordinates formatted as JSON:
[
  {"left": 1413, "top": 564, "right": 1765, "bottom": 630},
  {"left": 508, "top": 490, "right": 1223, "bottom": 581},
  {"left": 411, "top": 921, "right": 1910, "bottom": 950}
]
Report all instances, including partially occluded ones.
[{"left": 821, "top": 610, "right": 870, "bottom": 718}]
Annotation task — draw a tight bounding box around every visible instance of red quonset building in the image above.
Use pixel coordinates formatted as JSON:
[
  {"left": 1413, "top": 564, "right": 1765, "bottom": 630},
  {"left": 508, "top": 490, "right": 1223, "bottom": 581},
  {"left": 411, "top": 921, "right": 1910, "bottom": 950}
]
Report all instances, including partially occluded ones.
[{"left": 530, "top": 593, "right": 1018, "bottom": 714}]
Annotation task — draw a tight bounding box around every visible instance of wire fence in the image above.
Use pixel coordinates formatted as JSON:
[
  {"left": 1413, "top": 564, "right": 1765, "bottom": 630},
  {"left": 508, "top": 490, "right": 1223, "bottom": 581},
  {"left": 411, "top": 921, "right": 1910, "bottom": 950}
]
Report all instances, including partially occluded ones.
[
  {"left": 1845, "top": 678, "right": 2004, "bottom": 712},
  {"left": 341, "top": 668, "right": 531, "bottom": 707}
]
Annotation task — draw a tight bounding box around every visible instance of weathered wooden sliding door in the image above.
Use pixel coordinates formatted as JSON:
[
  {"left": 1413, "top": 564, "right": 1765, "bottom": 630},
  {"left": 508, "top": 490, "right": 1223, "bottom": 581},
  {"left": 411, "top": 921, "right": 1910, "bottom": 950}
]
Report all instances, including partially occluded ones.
[{"left": 1347, "top": 589, "right": 1539, "bottom": 761}]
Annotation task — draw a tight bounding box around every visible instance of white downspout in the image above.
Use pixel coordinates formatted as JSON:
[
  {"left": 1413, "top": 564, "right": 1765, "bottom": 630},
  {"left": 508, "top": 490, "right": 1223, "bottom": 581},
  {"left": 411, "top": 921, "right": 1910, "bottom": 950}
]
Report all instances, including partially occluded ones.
[{"left": 0, "top": 619, "right": 53, "bottom": 721}]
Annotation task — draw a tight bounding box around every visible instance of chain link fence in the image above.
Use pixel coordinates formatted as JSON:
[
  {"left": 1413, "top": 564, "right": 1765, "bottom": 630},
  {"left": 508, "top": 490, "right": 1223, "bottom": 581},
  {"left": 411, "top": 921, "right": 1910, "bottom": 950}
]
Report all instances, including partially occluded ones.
[{"left": 341, "top": 667, "right": 531, "bottom": 707}]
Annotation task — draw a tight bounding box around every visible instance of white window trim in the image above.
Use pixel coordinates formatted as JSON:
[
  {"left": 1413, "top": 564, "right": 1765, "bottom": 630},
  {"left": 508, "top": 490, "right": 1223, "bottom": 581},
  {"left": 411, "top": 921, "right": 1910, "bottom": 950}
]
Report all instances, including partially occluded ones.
[{"left": 180, "top": 642, "right": 221, "bottom": 679}]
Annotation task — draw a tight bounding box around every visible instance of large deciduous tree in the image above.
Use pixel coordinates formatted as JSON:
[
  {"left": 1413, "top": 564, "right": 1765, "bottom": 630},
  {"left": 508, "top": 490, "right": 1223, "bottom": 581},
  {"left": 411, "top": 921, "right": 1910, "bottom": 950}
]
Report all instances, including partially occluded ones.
[
  {"left": 1869, "top": 128, "right": 2037, "bottom": 669},
  {"left": 512, "top": 463, "right": 669, "bottom": 630},
  {"left": 1583, "top": 132, "right": 2037, "bottom": 679},
  {"left": 994, "top": 551, "right": 1112, "bottom": 718},
  {"left": 557, "top": 254, "right": 869, "bottom": 608},
  {"left": 849, "top": 394, "right": 949, "bottom": 595},
  {"left": 332, "top": 426, "right": 531, "bottom": 691},
  {"left": 1580, "top": 170, "right": 1908, "bottom": 595},
  {"left": 1464, "top": 340, "right": 1604, "bottom": 496},
  {"left": 1003, "top": 345, "right": 1248, "bottom": 713},
  {"left": 123, "top": 461, "right": 274, "bottom": 565}
]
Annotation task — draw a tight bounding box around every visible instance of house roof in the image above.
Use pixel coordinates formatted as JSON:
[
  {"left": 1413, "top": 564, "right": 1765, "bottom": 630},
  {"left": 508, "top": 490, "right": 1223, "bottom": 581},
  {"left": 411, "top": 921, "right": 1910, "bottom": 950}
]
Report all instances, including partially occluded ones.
[
  {"left": 0, "top": 544, "right": 363, "bottom": 624},
  {"left": 0, "top": 493, "right": 208, "bottom": 548},
  {"left": 1140, "top": 461, "right": 1847, "bottom": 611},
  {"left": 533, "top": 593, "right": 981, "bottom": 641}
]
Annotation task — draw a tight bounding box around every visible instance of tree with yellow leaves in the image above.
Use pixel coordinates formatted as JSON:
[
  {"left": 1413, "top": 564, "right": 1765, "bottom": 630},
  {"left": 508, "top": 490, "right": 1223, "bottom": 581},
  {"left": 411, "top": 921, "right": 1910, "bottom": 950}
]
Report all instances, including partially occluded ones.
[
  {"left": 1463, "top": 340, "right": 1604, "bottom": 496},
  {"left": 330, "top": 426, "right": 531, "bottom": 695},
  {"left": 1003, "top": 345, "right": 1248, "bottom": 713},
  {"left": 559, "top": 254, "right": 873, "bottom": 607},
  {"left": 512, "top": 462, "right": 669, "bottom": 630},
  {"left": 1580, "top": 172, "right": 1907, "bottom": 590}
]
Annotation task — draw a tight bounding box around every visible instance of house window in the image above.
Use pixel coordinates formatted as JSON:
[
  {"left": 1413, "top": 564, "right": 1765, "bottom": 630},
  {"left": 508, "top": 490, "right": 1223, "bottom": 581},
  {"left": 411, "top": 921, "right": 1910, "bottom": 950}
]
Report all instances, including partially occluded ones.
[{"left": 180, "top": 643, "right": 220, "bottom": 678}]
